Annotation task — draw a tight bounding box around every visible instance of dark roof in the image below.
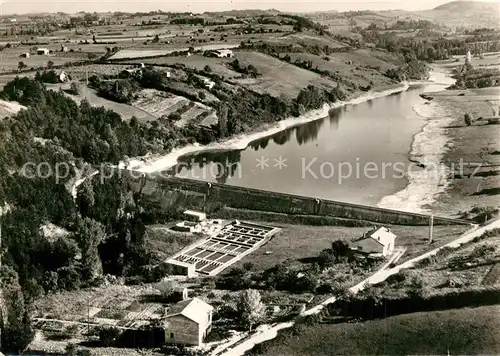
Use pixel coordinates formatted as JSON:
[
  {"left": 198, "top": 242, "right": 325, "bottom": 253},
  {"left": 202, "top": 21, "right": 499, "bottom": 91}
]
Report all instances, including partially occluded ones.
[{"left": 351, "top": 237, "right": 384, "bottom": 254}]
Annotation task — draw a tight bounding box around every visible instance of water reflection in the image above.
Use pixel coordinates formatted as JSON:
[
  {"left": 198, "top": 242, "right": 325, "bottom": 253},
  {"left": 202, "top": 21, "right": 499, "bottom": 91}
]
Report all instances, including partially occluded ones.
[{"left": 170, "top": 150, "right": 243, "bottom": 184}]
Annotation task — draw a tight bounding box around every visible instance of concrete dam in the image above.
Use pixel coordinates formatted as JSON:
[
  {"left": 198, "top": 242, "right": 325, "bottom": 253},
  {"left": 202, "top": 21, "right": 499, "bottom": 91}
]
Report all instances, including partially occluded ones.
[{"left": 113, "top": 169, "right": 471, "bottom": 226}]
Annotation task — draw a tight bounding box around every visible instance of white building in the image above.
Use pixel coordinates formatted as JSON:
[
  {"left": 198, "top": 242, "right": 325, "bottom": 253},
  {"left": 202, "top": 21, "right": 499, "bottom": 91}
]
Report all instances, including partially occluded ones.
[
  {"left": 350, "top": 226, "right": 396, "bottom": 258},
  {"left": 183, "top": 210, "right": 206, "bottom": 223},
  {"left": 164, "top": 298, "right": 213, "bottom": 346},
  {"left": 202, "top": 78, "right": 215, "bottom": 90},
  {"left": 37, "top": 48, "right": 50, "bottom": 55}
]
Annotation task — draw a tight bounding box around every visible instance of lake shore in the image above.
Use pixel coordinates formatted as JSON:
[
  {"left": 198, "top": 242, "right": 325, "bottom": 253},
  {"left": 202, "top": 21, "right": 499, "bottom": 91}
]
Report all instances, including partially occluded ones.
[
  {"left": 427, "top": 86, "right": 500, "bottom": 216},
  {"left": 120, "top": 82, "right": 414, "bottom": 173},
  {"left": 377, "top": 66, "right": 456, "bottom": 213}
]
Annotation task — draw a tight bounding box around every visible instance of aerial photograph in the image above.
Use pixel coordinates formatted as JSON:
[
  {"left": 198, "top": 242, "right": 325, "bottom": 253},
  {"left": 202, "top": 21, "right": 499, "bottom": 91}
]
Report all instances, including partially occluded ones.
[{"left": 0, "top": 0, "right": 499, "bottom": 355}]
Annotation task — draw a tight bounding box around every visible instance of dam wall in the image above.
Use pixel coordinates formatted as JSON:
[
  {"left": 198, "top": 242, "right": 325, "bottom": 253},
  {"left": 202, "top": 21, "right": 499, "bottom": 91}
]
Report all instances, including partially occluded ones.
[{"left": 120, "top": 171, "right": 470, "bottom": 226}]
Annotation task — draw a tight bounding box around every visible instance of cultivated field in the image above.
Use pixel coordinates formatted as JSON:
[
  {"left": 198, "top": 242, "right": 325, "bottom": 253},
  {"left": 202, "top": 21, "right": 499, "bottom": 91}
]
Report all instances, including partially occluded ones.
[
  {"left": 0, "top": 45, "right": 91, "bottom": 72},
  {"left": 127, "top": 54, "right": 241, "bottom": 79},
  {"left": 109, "top": 44, "right": 239, "bottom": 60}
]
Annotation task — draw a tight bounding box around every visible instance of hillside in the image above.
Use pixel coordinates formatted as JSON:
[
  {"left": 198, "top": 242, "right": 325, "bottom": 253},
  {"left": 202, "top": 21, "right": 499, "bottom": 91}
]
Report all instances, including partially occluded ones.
[
  {"left": 251, "top": 305, "right": 500, "bottom": 355},
  {"left": 417, "top": 1, "right": 500, "bottom": 29}
]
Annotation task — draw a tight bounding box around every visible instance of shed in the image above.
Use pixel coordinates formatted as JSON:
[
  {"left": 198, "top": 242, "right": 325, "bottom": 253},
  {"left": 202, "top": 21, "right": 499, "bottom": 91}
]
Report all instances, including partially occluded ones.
[
  {"left": 183, "top": 210, "right": 206, "bottom": 223},
  {"left": 164, "top": 260, "right": 196, "bottom": 277}
]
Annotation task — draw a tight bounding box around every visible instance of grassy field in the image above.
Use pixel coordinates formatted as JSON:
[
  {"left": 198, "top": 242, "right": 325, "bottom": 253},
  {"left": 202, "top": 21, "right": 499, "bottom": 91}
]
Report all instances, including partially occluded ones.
[
  {"left": 145, "top": 224, "right": 202, "bottom": 263},
  {"left": 252, "top": 304, "right": 500, "bottom": 355},
  {"left": 230, "top": 51, "right": 337, "bottom": 98},
  {"left": 285, "top": 49, "right": 400, "bottom": 89},
  {"left": 46, "top": 83, "right": 157, "bottom": 122},
  {"left": 230, "top": 222, "right": 469, "bottom": 271},
  {"left": 127, "top": 54, "right": 241, "bottom": 79}
]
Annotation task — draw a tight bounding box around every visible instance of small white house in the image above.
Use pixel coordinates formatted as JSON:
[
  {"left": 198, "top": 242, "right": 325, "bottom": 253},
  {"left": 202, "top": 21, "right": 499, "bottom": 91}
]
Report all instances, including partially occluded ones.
[
  {"left": 183, "top": 210, "right": 206, "bottom": 223},
  {"left": 164, "top": 298, "right": 213, "bottom": 346},
  {"left": 58, "top": 70, "right": 68, "bottom": 82},
  {"left": 21, "top": 53, "right": 30, "bottom": 58},
  {"left": 350, "top": 226, "right": 396, "bottom": 258},
  {"left": 37, "top": 48, "right": 50, "bottom": 55}
]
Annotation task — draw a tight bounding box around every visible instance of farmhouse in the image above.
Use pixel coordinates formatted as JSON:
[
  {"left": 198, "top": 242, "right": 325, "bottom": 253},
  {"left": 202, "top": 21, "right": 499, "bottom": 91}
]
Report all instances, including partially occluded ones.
[
  {"left": 37, "top": 48, "right": 50, "bottom": 55},
  {"left": 20, "top": 53, "right": 30, "bottom": 58},
  {"left": 163, "top": 298, "right": 213, "bottom": 346},
  {"left": 350, "top": 226, "right": 396, "bottom": 258},
  {"left": 206, "top": 49, "right": 234, "bottom": 58}
]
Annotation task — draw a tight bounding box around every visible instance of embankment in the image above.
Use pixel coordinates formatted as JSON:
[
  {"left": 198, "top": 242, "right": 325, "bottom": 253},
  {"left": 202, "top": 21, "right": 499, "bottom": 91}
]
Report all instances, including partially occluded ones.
[{"left": 117, "top": 171, "right": 470, "bottom": 226}]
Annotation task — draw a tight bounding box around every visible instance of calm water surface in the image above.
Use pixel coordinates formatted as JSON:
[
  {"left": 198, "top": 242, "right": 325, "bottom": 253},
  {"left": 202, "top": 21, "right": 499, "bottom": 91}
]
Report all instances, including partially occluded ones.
[{"left": 170, "top": 83, "right": 447, "bottom": 206}]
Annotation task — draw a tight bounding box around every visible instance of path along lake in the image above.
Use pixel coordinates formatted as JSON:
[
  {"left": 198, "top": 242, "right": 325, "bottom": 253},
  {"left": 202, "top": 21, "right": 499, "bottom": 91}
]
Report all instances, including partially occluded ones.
[{"left": 169, "top": 71, "right": 454, "bottom": 212}]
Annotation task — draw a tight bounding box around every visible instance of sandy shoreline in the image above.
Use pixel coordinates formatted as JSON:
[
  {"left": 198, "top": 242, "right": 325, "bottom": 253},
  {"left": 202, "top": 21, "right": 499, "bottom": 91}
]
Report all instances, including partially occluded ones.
[
  {"left": 377, "top": 67, "right": 457, "bottom": 213},
  {"left": 120, "top": 82, "right": 412, "bottom": 173}
]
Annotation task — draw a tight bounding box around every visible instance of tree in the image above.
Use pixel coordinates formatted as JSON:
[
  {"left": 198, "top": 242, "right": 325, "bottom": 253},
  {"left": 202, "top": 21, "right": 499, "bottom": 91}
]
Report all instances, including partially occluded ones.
[
  {"left": 156, "top": 279, "right": 178, "bottom": 299},
  {"left": 74, "top": 217, "right": 106, "bottom": 279},
  {"left": 464, "top": 113, "right": 473, "bottom": 126},
  {"left": 236, "top": 289, "right": 266, "bottom": 330},
  {"left": 217, "top": 104, "right": 228, "bottom": 138},
  {"left": 65, "top": 343, "right": 77, "bottom": 356},
  {"left": 98, "top": 326, "right": 120, "bottom": 346},
  {"left": 47, "top": 60, "right": 54, "bottom": 69},
  {"left": 70, "top": 82, "right": 80, "bottom": 95},
  {"left": 18, "top": 61, "right": 27, "bottom": 72}
]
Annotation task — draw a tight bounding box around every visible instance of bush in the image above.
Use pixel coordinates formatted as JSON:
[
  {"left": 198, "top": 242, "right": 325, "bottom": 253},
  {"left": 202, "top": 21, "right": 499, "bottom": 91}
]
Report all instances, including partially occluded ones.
[{"left": 98, "top": 326, "right": 121, "bottom": 346}]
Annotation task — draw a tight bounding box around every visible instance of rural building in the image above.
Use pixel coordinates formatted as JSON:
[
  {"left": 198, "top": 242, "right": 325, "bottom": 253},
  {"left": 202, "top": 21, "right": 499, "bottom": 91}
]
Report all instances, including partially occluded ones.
[
  {"left": 206, "top": 49, "right": 234, "bottom": 58},
  {"left": 20, "top": 53, "right": 30, "bottom": 58},
  {"left": 164, "top": 298, "right": 213, "bottom": 346},
  {"left": 58, "top": 71, "right": 68, "bottom": 82},
  {"left": 164, "top": 260, "right": 196, "bottom": 277},
  {"left": 183, "top": 210, "right": 206, "bottom": 223},
  {"left": 61, "top": 45, "right": 69, "bottom": 52},
  {"left": 37, "top": 48, "right": 50, "bottom": 55},
  {"left": 202, "top": 78, "right": 215, "bottom": 90},
  {"left": 174, "top": 221, "right": 202, "bottom": 233},
  {"left": 350, "top": 226, "right": 396, "bottom": 258}
]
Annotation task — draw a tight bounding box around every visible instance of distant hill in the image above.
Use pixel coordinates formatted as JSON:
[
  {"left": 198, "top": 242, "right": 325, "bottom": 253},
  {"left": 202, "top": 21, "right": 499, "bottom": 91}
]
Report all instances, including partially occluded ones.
[
  {"left": 306, "top": 1, "right": 499, "bottom": 30},
  {"left": 416, "top": 1, "right": 500, "bottom": 29}
]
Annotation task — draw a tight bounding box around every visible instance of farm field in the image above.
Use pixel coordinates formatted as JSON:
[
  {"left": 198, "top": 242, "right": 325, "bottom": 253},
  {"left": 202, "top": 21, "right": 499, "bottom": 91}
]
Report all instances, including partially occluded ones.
[
  {"left": 254, "top": 304, "right": 500, "bottom": 356},
  {"left": 0, "top": 46, "right": 89, "bottom": 72},
  {"left": 127, "top": 54, "right": 241, "bottom": 79},
  {"left": 132, "top": 89, "right": 218, "bottom": 127},
  {"left": 109, "top": 43, "right": 239, "bottom": 60}
]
